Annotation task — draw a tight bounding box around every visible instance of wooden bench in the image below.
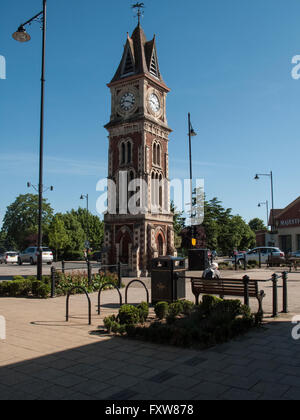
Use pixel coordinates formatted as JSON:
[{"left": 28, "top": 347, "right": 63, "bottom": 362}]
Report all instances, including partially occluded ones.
[
  {"left": 287, "top": 258, "right": 300, "bottom": 272},
  {"left": 191, "top": 277, "right": 266, "bottom": 315}
]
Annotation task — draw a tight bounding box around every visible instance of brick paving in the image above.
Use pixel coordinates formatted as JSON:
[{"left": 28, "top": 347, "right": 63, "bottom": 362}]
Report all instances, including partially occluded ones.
[{"left": 0, "top": 268, "right": 300, "bottom": 400}]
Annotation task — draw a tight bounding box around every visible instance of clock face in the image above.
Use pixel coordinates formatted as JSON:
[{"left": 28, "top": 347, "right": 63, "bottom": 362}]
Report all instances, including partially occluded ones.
[
  {"left": 120, "top": 92, "right": 136, "bottom": 112},
  {"left": 149, "top": 93, "right": 160, "bottom": 113}
]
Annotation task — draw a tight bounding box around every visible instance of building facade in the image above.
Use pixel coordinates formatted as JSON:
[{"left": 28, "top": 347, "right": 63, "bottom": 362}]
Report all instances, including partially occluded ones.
[
  {"left": 256, "top": 197, "right": 300, "bottom": 254},
  {"left": 273, "top": 197, "right": 300, "bottom": 253},
  {"left": 102, "top": 23, "right": 176, "bottom": 277}
]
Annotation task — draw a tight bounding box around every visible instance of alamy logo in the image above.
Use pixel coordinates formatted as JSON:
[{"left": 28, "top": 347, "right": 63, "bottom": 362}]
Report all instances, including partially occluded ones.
[
  {"left": 292, "top": 56, "right": 300, "bottom": 80},
  {"left": 0, "top": 55, "right": 6, "bottom": 80},
  {"left": 291, "top": 316, "right": 300, "bottom": 340},
  {"left": 0, "top": 316, "right": 6, "bottom": 340}
]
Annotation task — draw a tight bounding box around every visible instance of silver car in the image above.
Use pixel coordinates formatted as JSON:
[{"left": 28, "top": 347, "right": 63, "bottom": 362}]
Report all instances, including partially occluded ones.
[
  {"left": 233, "top": 247, "right": 285, "bottom": 265},
  {"left": 0, "top": 251, "right": 19, "bottom": 264},
  {"left": 18, "top": 247, "right": 53, "bottom": 265}
]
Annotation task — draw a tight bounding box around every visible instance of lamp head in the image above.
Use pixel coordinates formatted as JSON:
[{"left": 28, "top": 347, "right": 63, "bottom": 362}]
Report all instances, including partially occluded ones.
[
  {"left": 254, "top": 174, "right": 260, "bottom": 180},
  {"left": 80, "top": 195, "right": 84, "bottom": 200},
  {"left": 12, "top": 26, "right": 31, "bottom": 43},
  {"left": 190, "top": 128, "right": 197, "bottom": 137}
]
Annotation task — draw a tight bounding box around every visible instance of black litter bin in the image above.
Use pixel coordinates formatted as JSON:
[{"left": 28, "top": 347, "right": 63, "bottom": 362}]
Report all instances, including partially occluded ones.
[
  {"left": 188, "top": 249, "right": 209, "bottom": 271},
  {"left": 151, "top": 256, "right": 186, "bottom": 304}
]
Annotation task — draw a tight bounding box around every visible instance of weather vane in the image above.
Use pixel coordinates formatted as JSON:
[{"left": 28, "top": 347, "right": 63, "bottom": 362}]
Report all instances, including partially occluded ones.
[{"left": 132, "top": 2, "right": 145, "bottom": 25}]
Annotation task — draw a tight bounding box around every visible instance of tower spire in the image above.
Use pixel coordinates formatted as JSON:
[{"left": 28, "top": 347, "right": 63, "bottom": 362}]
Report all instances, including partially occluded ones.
[{"left": 132, "top": 2, "right": 145, "bottom": 26}]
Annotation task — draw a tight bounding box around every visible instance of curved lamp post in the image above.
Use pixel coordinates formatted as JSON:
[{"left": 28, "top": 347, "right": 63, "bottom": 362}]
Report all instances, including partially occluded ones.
[
  {"left": 188, "top": 113, "right": 197, "bottom": 246},
  {"left": 258, "top": 201, "right": 269, "bottom": 230},
  {"left": 255, "top": 171, "right": 275, "bottom": 233},
  {"left": 13, "top": 0, "right": 47, "bottom": 280},
  {"left": 80, "top": 194, "right": 90, "bottom": 256}
]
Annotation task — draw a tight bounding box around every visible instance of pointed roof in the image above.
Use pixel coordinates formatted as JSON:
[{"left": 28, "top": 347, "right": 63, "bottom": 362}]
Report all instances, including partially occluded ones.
[{"left": 109, "top": 24, "right": 168, "bottom": 89}]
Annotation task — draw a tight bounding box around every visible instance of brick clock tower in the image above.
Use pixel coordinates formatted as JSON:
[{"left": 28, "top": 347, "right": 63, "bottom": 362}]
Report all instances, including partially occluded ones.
[{"left": 103, "top": 22, "right": 176, "bottom": 277}]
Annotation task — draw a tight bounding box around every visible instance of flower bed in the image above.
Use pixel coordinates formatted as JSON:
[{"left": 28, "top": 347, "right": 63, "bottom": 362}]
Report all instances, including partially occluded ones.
[
  {"left": 103, "top": 296, "right": 261, "bottom": 348},
  {"left": 0, "top": 271, "right": 120, "bottom": 299}
]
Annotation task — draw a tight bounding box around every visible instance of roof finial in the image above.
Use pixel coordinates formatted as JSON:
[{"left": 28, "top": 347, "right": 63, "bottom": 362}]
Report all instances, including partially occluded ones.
[{"left": 132, "top": 2, "right": 145, "bottom": 26}]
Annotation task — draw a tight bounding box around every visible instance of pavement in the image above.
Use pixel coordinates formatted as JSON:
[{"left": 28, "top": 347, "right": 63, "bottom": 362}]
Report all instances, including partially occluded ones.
[{"left": 0, "top": 268, "right": 300, "bottom": 400}]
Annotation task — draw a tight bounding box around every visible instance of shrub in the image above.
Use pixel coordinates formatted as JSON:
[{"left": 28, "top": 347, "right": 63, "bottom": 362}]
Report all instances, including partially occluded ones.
[
  {"left": 36, "top": 283, "right": 50, "bottom": 299},
  {"left": 154, "top": 302, "right": 169, "bottom": 320},
  {"left": 0, "top": 281, "right": 10, "bottom": 296},
  {"left": 138, "top": 302, "right": 149, "bottom": 324},
  {"left": 181, "top": 300, "right": 195, "bottom": 316},
  {"left": 118, "top": 305, "right": 140, "bottom": 326},
  {"left": 8, "top": 280, "right": 32, "bottom": 297},
  {"left": 167, "top": 301, "right": 184, "bottom": 324},
  {"left": 104, "top": 315, "right": 117, "bottom": 333},
  {"left": 200, "top": 295, "right": 223, "bottom": 315}
]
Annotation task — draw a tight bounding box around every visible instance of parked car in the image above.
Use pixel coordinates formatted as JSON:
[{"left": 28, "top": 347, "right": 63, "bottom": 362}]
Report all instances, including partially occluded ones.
[
  {"left": 289, "top": 251, "right": 300, "bottom": 258},
  {"left": 0, "top": 251, "right": 19, "bottom": 265},
  {"left": 232, "top": 247, "right": 285, "bottom": 265},
  {"left": 18, "top": 247, "right": 53, "bottom": 265}
]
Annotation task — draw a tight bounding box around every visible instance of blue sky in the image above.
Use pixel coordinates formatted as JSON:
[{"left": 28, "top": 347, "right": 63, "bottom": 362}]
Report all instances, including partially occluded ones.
[{"left": 1, "top": 0, "right": 300, "bottom": 227}]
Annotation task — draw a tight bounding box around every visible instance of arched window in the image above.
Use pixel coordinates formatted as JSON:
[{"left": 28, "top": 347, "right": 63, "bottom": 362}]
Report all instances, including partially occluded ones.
[
  {"left": 121, "top": 143, "right": 126, "bottom": 164},
  {"left": 159, "top": 174, "right": 163, "bottom": 209},
  {"left": 127, "top": 142, "right": 132, "bottom": 164},
  {"left": 153, "top": 144, "right": 157, "bottom": 165},
  {"left": 157, "top": 144, "right": 161, "bottom": 167}
]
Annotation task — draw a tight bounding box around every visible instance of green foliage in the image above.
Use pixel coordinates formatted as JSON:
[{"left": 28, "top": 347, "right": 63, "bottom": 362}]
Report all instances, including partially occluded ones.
[
  {"left": 200, "top": 295, "right": 223, "bottom": 315},
  {"left": 154, "top": 302, "right": 169, "bottom": 320},
  {"left": 118, "top": 305, "right": 140, "bottom": 326},
  {"left": 167, "top": 301, "right": 184, "bottom": 324},
  {"left": 249, "top": 218, "right": 267, "bottom": 232},
  {"left": 104, "top": 315, "right": 118, "bottom": 333},
  {"left": 170, "top": 201, "right": 186, "bottom": 248},
  {"left": 1, "top": 194, "right": 54, "bottom": 250},
  {"left": 123, "top": 295, "right": 256, "bottom": 348},
  {"left": 48, "top": 216, "right": 69, "bottom": 261},
  {"left": 202, "top": 198, "right": 256, "bottom": 256},
  {"left": 70, "top": 209, "right": 104, "bottom": 252},
  {"left": 181, "top": 300, "right": 195, "bottom": 316},
  {"left": 137, "top": 302, "right": 149, "bottom": 324}
]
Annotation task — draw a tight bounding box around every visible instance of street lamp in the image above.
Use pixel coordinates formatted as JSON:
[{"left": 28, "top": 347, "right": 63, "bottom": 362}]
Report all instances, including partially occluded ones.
[
  {"left": 254, "top": 171, "right": 275, "bottom": 233},
  {"left": 258, "top": 201, "right": 269, "bottom": 230},
  {"left": 13, "top": 0, "right": 47, "bottom": 280},
  {"left": 80, "top": 194, "right": 90, "bottom": 258},
  {"left": 188, "top": 113, "right": 197, "bottom": 246}
]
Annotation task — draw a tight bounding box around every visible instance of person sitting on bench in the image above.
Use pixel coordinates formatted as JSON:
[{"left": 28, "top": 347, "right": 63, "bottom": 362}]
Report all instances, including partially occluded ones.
[{"left": 202, "top": 262, "right": 220, "bottom": 280}]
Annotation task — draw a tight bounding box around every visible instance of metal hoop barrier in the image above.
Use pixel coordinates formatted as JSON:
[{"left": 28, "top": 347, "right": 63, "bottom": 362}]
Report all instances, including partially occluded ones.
[
  {"left": 125, "top": 280, "right": 149, "bottom": 305},
  {"left": 98, "top": 283, "right": 123, "bottom": 315},
  {"left": 66, "top": 287, "right": 92, "bottom": 325}
]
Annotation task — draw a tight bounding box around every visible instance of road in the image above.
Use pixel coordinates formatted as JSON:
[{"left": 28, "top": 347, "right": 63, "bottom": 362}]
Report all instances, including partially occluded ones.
[{"left": 0, "top": 261, "right": 102, "bottom": 281}]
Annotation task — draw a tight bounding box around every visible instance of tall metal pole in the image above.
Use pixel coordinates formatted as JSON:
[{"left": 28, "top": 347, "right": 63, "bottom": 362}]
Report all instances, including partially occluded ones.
[
  {"left": 37, "top": 0, "right": 47, "bottom": 280},
  {"left": 188, "top": 113, "right": 193, "bottom": 242},
  {"left": 86, "top": 194, "right": 89, "bottom": 248},
  {"left": 270, "top": 171, "right": 275, "bottom": 233}
]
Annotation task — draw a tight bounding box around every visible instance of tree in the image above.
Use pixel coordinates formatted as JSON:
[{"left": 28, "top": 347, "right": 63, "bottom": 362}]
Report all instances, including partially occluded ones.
[
  {"left": 57, "top": 212, "right": 86, "bottom": 257},
  {"left": 170, "top": 201, "right": 186, "bottom": 248},
  {"left": 249, "top": 218, "right": 267, "bottom": 232},
  {"left": 71, "top": 208, "right": 104, "bottom": 251},
  {"left": 202, "top": 197, "right": 256, "bottom": 255},
  {"left": 48, "top": 216, "right": 69, "bottom": 261},
  {"left": 2, "top": 194, "right": 54, "bottom": 250}
]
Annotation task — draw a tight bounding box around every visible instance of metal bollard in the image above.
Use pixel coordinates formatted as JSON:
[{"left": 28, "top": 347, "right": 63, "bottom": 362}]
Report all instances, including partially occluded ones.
[
  {"left": 272, "top": 273, "right": 278, "bottom": 317},
  {"left": 118, "top": 262, "right": 122, "bottom": 289},
  {"left": 259, "top": 251, "right": 262, "bottom": 269},
  {"left": 62, "top": 260, "right": 65, "bottom": 274},
  {"left": 51, "top": 266, "right": 56, "bottom": 298},
  {"left": 87, "top": 260, "right": 92, "bottom": 286},
  {"left": 282, "top": 271, "right": 289, "bottom": 314},
  {"left": 243, "top": 275, "right": 250, "bottom": 307}
]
